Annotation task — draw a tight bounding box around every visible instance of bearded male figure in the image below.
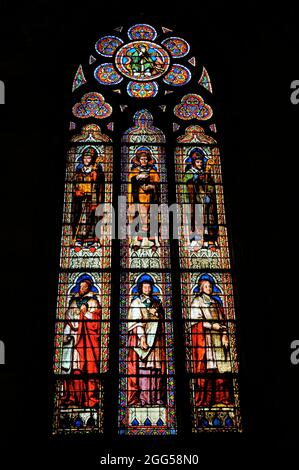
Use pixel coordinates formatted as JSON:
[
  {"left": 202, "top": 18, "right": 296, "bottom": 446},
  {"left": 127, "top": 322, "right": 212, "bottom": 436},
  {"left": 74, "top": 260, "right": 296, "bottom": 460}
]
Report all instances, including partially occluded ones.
[
  {"left": 128, "top": 149, "right": 160, "bottom": 248},
  {"left": 183, "top": 150, "right": 218, "bottom": 250}
]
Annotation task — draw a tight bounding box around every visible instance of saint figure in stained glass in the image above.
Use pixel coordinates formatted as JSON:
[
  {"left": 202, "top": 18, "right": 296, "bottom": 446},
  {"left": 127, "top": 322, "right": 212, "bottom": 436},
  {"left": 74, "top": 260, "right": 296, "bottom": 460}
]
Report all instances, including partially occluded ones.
[
  {"left": 189, "top": 277, "right": 233, "bottom": 407},
  {"left": 61, "top": 276, "right": 101, "bottom": 408},
  {"left": 129, "top": 44, "right": 156, "bottom": 76},
  {"left": 128, "top": 149, "right": 160, "bottom": 248},
  {"left": 127, "top": 277, "right": 166, "bottom": 407},
  {"left": 115, "top": 42, "right": 170, "bottom": 82},
  {"left": 71, "top": 146, "right": 105, "bottom": 248},
  {"left": 183, "top": 149, "right": 218, "bottom": 250}
]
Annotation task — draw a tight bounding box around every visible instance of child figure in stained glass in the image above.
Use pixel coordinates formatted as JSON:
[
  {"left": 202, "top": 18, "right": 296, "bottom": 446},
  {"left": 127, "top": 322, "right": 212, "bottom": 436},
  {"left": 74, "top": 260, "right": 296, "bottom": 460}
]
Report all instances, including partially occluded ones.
[
  {"left": 183, "top": 150, "right": 218, "bottom": 250},
  {"left": 127, "top": 278, "right": 166, "bottom": 406},
  {"left": 189, "top": 277, "right": 233, "bottom": 407},
  {"left": 61, "top": 276, "right": 101, "bottom": 408},
  {"left": 128, "top": 149, "right": 160, "bottom": 248},
  {"left": 71, "top": 146, "right": 105, "bottom": 249}
]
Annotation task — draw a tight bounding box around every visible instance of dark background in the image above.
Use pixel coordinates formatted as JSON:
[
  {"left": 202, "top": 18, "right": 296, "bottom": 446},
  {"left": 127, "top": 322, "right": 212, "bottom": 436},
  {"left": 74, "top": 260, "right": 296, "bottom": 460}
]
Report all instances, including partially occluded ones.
[{"left": 0, "top": 0, "right": 298, "bottom": 466}]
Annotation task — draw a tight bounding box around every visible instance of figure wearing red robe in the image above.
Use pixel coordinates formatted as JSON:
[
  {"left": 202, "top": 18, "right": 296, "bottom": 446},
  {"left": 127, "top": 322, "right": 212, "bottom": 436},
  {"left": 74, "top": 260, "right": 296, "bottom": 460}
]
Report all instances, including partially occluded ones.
[
  {"left": 61, "top": 279, "right": 101, "bottom": 408},
  {"left": 189, "top": 279, "right": 233, "bottom": 407}
]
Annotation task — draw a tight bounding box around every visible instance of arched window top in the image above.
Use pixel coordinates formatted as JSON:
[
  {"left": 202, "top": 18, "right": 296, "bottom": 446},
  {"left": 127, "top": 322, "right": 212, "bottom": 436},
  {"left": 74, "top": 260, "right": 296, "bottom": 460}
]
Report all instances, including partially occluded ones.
[
  {"left": 176, "top": 125, "right": 217, "bottom": 144},
  {"left": 71, "top": 123, "right": 111, "bottom": 142},
  {"left": 122, "top": 109, "right": 165, "bottom": 143}
]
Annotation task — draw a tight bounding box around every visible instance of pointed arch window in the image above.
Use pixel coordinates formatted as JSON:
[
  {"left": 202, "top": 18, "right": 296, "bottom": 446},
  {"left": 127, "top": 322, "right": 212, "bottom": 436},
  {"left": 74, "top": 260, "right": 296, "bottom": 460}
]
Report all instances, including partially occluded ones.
[
  {"left": 119, "top": 109, "right": 175, "bottom": 435},
  {"left": 52, "top": 22, "right": 241, "bottom": 435}
]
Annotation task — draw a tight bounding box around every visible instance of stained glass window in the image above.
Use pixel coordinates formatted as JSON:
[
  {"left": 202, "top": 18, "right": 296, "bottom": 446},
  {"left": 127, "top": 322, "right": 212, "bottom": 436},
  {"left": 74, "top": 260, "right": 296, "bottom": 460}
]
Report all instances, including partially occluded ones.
[
  {"left": 60, "top": 125, "right": 113, "bottom": 270},
  {"left": 181, "top": 272, "right": 240, "bottom": 431},
  {"left": 53, "top": 121, "right": 113, "bottom": 434},
  {"left": 119, "top": 272, "right": 176, "bottom": 435},
  {"left": 119, "top": 110, "right": 176, "bottom": 435},
  {"left": 53, "top": 272, "right": 110, "bottom": 433},
  {"left": 175, "top": 123, "right": 241, "bottom": 431},
  {"left": 120, "top": 110, "right": 170, "bottom": 269},
  {"left": 52, "top": 22, "right": 242, "bottom": 435}
]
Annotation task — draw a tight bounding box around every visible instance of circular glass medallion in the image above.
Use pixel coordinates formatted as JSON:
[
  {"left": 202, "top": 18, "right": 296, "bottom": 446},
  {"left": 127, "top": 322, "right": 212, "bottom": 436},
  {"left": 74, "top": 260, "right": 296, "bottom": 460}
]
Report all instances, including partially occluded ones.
[
  {"left": 95, "top": 36, "right": 123, "bottom": 57},
  {"left": 127, "top": 24, "right": 157, "bottom": 41},
  {"left": 115, "top": 41, "right": 170, "bottom": 81},
  {"left": 161, "top": 37, "right": 190, "bottom": 58},
  {"left": 94, "top": 63, "right": 123, "bottom": 85},
  {"left": 163, "top": 64, "right": 191, "bottom": 86},
  {"left": 127, "top": 81, "right": 158, "bottom": 98}
]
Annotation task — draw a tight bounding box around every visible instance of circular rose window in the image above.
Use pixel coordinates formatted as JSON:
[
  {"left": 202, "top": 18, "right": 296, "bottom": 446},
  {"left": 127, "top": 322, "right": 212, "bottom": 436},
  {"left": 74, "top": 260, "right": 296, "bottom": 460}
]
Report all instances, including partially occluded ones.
[{"left": 115, "top": 41, "right": 170, "bottom": 81}]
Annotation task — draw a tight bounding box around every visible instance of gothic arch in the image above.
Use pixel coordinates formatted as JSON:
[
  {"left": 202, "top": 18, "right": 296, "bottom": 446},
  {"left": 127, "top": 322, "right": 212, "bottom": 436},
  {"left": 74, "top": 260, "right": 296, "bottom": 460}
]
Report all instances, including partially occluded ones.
[{"left": 52, "top": 22, "right": 241, "bottom": 435}]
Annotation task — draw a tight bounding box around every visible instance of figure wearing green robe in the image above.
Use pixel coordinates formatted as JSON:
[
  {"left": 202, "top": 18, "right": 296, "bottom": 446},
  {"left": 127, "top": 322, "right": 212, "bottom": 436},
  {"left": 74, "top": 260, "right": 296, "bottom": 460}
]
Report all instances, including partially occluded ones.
[
  {"left": 127, "top": 44, "right": 155, "bottom": 76},
  {"left": 183, "top": 152, "right": 218, "bottom": 248}
]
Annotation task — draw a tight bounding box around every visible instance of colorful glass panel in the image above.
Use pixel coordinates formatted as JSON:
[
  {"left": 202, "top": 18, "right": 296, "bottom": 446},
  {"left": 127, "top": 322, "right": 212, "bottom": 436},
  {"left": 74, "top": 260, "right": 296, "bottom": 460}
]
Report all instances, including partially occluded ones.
[
  {"left": 127, "top": 81, "right": 158, "bottom": 98},
  {"left": 53, "top": 271, "right": 111, "bottom": 434},
  {"left": 72, "top": 64, "right": 87, "bottom": 92},
  {"left": 120, "top": 111, "right": 170, "bottom": 269},
  {"left": 174, "top": 93, "right": 213, "bottom": 120},
  {"left": 173, "top": 50, "right": 241, "bottom": 431},
  {"left": 199, "top": 66, "right": 213, "bottom": 93},
  {"left": 60, "top": 150, "right": 113, "bottom": 268},
  {"left": 115, "top": 41, "right": 170, "bottom": 81},
  {"left": 95, "top": 35, "right": 123, "bottom": 57},
  {"left": 177, "top": 125, "right": 217, "bottom": 144},
  {"left": 54, "top": 380, "right": 104, "bottom": 434},
  {"left": 119, "top": 108, "right": 176, "bottom": 434},
  {"left": 72, "top": 92, "right": 112, "bottom": 119},
  {"left": 122, "top": 109, "right": 166, "bottom": 143},
  {"left": 163, "top": 64, "right": 191, "bottom": 86},
  {"left": 119, "top": 272, "right": 176, "bottom": 435},
  {"left": 53, "top": 22, "right": 242, "bottom": 437},
  {"left": 127, "top": 24, "right": 157, "bottom": 41},
  {"left": 161, "top": 37, "right": 190, "bottom": 58},
  {"left": 94, "top": 63, "right": 123, "bottom": 85},
  {"left": 60, "top": 124, "right": 113, "bottom": 270},
  {"left": 181, "top": 272, "right": 241, "bottom": 432},
  {"left": 53, "top": 120, "right": 113, "bottom": 434},
  {"left": 175, "top": 142, "right": 230, "bottom": 269}
]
